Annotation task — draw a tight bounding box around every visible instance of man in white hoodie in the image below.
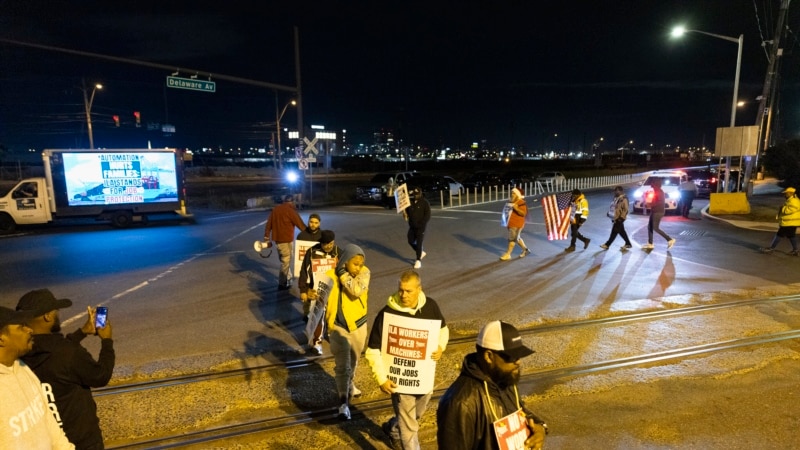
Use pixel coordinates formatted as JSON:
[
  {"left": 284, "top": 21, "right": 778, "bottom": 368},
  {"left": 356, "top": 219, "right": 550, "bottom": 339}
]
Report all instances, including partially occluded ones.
[
  {"left": 0, "top": 306, "right": 74, "bottom": 449},
  {"left": 365, "top": 270, "right": 449, "bottom": 450}
]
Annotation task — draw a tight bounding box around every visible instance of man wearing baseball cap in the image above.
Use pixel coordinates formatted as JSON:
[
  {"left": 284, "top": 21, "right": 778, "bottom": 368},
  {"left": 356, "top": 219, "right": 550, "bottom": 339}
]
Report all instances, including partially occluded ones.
[
  {"left": 298, "top": 230, "right": 341, "bottom": 355},
  {"left": 16, "top": 288, "right": 115, "bottom": 450},
  {"left": 1, "top": 306, "right": 75, "bottom": 448},
  {"left": 437, "top": 320, "right": 547, "bottom": 450}
]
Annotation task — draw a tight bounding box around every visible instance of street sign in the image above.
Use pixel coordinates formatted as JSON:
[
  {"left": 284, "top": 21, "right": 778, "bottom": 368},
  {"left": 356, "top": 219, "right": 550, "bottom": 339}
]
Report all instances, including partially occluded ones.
[
  {"left": 166, "top": 76, "right": 216, "bottom": 93},
  {"left": 303, "top": 137, "right": 319, "bottom": 155},
  {"left": 298, "top": 159, "right": 308, "bottom": 170}
]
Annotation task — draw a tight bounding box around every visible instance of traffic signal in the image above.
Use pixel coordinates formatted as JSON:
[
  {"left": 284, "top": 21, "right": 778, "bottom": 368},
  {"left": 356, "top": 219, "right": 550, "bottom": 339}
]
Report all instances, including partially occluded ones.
[
  {"left": 112, "top": 115, "right": 120, "bottom": 127},
  {"left": 133, "top": 111, "right": 141, "bottom": 127}
]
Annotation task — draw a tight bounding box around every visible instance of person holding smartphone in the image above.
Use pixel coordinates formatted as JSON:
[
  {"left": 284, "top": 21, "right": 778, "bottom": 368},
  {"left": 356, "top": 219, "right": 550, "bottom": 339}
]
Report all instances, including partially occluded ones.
[{"left": 15, "top": 289, "right": 115, "bottom": 450}]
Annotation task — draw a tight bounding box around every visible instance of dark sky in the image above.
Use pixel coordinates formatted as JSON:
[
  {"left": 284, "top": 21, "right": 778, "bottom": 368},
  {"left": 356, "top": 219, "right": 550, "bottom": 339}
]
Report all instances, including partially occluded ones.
[{"left": 1, "top": 1, "right": 798, "bottom": 153}]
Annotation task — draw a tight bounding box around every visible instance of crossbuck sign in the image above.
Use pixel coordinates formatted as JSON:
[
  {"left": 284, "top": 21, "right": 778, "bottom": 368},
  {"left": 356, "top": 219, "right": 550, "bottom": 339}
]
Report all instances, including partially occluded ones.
[{"left": 303, "top": 137, "right": 319, "bottom": 156}]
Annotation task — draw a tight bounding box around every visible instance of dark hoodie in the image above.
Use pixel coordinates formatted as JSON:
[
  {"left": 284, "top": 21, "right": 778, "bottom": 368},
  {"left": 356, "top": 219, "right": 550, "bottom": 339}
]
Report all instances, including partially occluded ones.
[
  {"left": 22, "top": 329, "right": 115, "bottom": 450},
  {"left": 437, "top": 352, "right": 542, "bottom": 450}
]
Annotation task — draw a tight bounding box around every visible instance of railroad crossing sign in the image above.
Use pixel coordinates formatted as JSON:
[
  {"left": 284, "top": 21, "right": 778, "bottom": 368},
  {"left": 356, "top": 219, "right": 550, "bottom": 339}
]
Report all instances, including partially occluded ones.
[{"left": 303, "top": 137, "right": 319, "bottom": 156}]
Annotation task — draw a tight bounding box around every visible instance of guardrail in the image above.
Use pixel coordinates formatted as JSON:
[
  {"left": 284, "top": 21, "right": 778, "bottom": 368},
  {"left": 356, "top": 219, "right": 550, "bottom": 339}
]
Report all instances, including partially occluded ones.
[{"left": 437, "top": 172, "right": 651, "bottom": 209}]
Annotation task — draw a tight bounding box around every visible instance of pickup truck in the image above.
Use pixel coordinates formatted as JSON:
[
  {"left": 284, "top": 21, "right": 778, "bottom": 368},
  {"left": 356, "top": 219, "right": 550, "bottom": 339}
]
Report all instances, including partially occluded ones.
[{"left": 355, "top": 171, "right": 416, "bottom": 204}]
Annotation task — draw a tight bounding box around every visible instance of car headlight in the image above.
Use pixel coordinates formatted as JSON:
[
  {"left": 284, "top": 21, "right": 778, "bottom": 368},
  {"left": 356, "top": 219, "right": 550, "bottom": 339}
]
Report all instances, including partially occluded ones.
[
  {"left": 633, "top": 189, "right": 644, "bottom": 199},
  {"left": 668, "top": 191, "right": 681, "bottom": 200}
]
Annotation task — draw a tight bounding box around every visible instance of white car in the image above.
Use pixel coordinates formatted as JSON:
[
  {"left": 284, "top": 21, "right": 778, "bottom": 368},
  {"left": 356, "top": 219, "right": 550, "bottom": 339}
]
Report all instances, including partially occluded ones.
[
  {"left": 631, "top": 171, "right": 688, "bottom": 214},
  {"left": 536, "top": 171, "right": 566, "bottom": 187},
  {"left": 442, "top": 176, "right": 464, "bottom": 196}
]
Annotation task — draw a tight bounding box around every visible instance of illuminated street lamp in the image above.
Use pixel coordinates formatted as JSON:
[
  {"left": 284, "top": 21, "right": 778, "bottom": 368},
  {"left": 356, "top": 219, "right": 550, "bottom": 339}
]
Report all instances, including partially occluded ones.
[
  {"left": 82, "top": 79, "right": 103, "bottom": 149},
  {"left": 671, "top": 25, "right": 743, "bottom": 191},
  {"left": 275, "top": 98, "right": 297, "bottom": 170}
]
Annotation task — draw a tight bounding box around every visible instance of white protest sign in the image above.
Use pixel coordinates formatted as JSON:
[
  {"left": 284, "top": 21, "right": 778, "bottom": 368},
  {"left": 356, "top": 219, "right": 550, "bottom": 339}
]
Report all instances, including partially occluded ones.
[
  {"left": 305, "top": 273, "right": 333, "bottom": 345},
  {"left": 293, "top": 240, "right": 318, "bottom": 278},
  {"left": 395, "top": 183, "right": 411, "bottom": 213},
  {"left": 380, "top": 313, "right": 440, "bottom": 394}
]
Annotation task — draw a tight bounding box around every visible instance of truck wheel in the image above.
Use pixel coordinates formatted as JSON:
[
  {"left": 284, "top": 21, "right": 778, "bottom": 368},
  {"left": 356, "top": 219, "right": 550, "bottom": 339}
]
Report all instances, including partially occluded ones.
[
  {"left": 0, "top": 213, "right": 16, "bottom": 235},
  {"left": 111, "top": 211, "right": 133, "bottom": 228}
]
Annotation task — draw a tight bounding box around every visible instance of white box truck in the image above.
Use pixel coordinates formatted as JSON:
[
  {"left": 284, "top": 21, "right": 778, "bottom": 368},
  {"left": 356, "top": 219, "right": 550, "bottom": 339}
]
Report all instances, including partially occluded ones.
[{"left": 0, "top": 148, "right": 193, "bottom": 234}]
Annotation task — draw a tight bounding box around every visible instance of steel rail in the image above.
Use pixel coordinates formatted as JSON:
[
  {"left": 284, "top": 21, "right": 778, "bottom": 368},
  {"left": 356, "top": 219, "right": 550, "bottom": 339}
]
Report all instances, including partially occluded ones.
[{"left": 97, "top": 294, "right": 800, "bottom": 396}]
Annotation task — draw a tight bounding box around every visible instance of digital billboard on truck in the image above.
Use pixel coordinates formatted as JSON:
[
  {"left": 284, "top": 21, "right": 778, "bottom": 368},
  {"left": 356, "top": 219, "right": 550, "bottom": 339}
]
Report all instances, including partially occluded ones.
[{"left": 61, "top": 151, "right": 179, "bottom": 207}]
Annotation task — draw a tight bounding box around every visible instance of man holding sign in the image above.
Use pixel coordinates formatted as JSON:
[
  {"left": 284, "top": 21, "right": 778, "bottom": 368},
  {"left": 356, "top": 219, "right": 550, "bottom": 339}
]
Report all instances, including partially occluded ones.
[
  {"left": 437, "top": 321, "right": 548, "bottom": 450},
  {"left": 365, "top": 270, "right": 449, "bottom": 450},
  {"left": 298, "top": 230, "right": 340, "bottom": 355}
]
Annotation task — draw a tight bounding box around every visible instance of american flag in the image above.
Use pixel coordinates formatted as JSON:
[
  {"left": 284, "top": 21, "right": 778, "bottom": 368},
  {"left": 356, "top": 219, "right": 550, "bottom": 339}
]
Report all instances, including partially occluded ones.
[{"left": 542, "top": 192, "right": 573, "bottom": 240}]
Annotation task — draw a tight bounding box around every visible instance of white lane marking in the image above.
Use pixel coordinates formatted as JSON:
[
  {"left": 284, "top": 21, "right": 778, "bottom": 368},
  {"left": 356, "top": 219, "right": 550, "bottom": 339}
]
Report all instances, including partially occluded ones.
[{"left": 62, "top": 222, "right": 266, "bottom": 327}]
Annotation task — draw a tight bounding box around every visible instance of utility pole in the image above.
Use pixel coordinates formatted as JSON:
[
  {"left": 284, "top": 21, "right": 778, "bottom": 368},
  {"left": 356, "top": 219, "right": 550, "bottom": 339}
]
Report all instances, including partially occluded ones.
[{"left": 745, "top": 0, "right": 791, "bottom": 192}]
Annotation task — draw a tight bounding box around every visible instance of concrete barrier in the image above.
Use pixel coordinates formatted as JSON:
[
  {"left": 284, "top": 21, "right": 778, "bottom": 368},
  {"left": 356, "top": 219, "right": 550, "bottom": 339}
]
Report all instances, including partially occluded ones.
[{"left": 709, "top": 192, "right": 751, "bottom": 215}]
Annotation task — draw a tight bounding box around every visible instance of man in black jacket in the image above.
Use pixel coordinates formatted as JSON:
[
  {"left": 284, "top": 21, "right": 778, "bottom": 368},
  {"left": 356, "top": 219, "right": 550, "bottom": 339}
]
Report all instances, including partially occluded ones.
[
  {"left": 437, "top": 321, "right": 547, "bottom": 450},
  {"left": 16, "top": 289, "right": 115, "bottom": 450},
  {"left": 403, "top": 187, "right": 431, "bottom": 269}
]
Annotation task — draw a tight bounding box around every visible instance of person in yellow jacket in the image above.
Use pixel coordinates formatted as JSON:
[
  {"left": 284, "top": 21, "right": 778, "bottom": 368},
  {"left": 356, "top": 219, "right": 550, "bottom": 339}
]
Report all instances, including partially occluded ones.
[
  {"left": 325, "top": 244, "right": 370, "bottom": 420},
  {"left": 761, "top": 187, "right": 800, "bottom": 255},
  {"left": 566, "top": 189, "right": 591, "bottom": 252}
]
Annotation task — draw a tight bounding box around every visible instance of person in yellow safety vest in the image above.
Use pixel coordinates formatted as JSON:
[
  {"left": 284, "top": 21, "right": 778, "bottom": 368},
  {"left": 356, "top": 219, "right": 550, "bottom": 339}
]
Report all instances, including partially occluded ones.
[{"left": 565, "top": 189, "right": 590, "bottom": 252}]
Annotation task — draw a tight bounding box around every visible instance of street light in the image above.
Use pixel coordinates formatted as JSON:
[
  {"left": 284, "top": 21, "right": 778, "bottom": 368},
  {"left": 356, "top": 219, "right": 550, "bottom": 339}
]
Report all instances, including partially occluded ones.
[
  {"left": 82, "top": 79, "right": 103, "bottom": 149},
  {"left": 275, "top": 98, "right": 297, "bottom": 170},
  {"left": 671, "top": 25, "right": 743, "bottom": 192}
]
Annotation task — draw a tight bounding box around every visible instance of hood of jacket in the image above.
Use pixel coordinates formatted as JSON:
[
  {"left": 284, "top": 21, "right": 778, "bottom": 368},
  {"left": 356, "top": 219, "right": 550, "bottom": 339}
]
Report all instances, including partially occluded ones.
[{"left": 386, "top": 290, "right": 427, "bottom": 314}]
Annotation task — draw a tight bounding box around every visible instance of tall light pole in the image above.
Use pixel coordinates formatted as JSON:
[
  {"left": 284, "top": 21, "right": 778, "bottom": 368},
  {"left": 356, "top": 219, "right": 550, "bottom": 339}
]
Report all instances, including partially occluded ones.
[
  {"left": 274, "top": 98, "right": 296, "bottom": 170},
  {"left": 82, "top": 79, "right": 103, "bottom": 149},
  {"left": 671, "top": 26, "right": 743, "bottom": 192}
]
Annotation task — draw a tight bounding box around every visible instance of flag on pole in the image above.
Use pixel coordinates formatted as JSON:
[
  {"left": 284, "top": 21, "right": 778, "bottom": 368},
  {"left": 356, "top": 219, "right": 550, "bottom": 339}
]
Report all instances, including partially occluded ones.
[{"left": 542, "top": 192, "right": 573, "bottom": 240}]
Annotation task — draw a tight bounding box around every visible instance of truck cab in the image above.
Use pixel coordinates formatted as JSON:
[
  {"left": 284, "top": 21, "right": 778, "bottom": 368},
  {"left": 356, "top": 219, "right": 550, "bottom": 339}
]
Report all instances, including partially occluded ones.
[{"left": 0, "top": 179, "right": 51, "bottom": 233}]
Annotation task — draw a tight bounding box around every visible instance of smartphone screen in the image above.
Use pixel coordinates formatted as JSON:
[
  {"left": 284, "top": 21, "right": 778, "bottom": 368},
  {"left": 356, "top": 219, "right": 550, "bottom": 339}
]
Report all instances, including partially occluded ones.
[{"left": 95, "top": 307, "right": 108, "bottom": 329}]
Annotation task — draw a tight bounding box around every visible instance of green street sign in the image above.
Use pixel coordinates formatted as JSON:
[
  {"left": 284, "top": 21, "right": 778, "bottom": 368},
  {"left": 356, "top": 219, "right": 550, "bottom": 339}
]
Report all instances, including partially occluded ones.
[{"left": 166, "top": 76, "right": 216, "bottom": 93}]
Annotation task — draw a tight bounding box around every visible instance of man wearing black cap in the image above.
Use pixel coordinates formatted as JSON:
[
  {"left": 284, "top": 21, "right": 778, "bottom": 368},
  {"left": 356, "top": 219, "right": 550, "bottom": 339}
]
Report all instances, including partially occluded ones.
[
  {"left": 298, "top": 230, "right": 341, "bottom": 354},
  {"left": 403, "top": 186, "right": 431, "bottom": 269},
  {"left": 437, "top": 320, "right": 547, "bottom": 450},
  {"left": 1, "top": 306, "right": 75, "bottom": 449},
  {"left": 15, "top": 289, "right": 114, "bottom": 450}
]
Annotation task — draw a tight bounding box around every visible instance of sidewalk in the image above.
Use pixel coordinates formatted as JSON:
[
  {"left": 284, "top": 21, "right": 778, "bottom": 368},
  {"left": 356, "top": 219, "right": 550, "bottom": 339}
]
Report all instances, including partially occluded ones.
[{"left": 701, "top": 178, "right": 783, "bottom": 232}]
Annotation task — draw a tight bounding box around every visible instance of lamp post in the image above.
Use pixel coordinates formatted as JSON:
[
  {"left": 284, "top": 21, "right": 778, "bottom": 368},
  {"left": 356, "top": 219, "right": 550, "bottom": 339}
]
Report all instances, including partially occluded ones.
[
  {"left": 82, "top": 79, "right": 103, "bottom": 149},
  {"left": 671, "top": 26, "right": 743, "bottom": 192},
  {"left": 274, "top": 98, "right": 297, "bottom": 170}
]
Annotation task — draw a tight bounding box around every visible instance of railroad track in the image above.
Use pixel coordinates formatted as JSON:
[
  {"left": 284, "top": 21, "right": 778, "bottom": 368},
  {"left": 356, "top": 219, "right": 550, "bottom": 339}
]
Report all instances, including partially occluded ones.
[{"left": 103, "top": 294, "right": 800, "bottom": 449}]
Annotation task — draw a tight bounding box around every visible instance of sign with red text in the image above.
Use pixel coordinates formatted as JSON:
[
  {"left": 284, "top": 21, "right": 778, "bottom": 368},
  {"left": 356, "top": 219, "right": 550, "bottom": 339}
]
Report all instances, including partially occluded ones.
[
  {"left": 293, "top": 240, "right": 318, "bottom": 278},
  {"left": 380, "top": 313, "right": 441, "bottom": 394},
  {"left": 493, "top": 409, "right": 530, "bottom": 450}
]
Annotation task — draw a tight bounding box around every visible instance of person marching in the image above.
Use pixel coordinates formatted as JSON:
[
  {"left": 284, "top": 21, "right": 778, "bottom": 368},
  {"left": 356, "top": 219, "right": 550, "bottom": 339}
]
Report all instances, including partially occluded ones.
[
  {"left": 403, "top": 187, "right": 431, "bottom": 269},
  {"left": 500, "top": 187, "right": 531, "bottom": 260},
  {"left": 760, "top": 187, "right": 800, "bottom": 255},
  {"left": 642, "top": 178, "right": 675, "bottom": 250},
  {"left": 565, "top": 188, "right": 590, "bottom": 252},
  {"left": 600, "top": 186, "right": 633, "bottom": 250}
]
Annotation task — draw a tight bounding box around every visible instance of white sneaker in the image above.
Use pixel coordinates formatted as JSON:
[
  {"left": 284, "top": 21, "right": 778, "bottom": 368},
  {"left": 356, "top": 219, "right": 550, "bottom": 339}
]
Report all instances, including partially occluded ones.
[
  {"left": 413, "top": 260, "right": 422, "bottom": 269},
  {"left": 351, "top": 385, "right": 362, "bottom": 397},
  {"left": 642, "top": 243, "right": 654, "bottom": 250},
  {"left": 667, "top": 238, "right": 676, "bottom": 249},
  {"left": 420, "top": 251, "right": 427, "bottom": 259},
  {"left": 313, "top": 344, "right": 323, "bottom": 355},
  {"left": 338, "top": 403, "right": 351, "bottom": 420}
]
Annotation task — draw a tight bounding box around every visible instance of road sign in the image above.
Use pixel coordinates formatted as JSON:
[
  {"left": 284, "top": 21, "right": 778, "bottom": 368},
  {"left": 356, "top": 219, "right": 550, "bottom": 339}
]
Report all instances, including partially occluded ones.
[
  {"left": 303, "top": 137, "right": 319, "bottom": 155},
  {"left": 298, "top": 159, "right": 308, "bottom": 170},
  {"left": 166, "top": 76, "right": 216, "bottom": 93}
]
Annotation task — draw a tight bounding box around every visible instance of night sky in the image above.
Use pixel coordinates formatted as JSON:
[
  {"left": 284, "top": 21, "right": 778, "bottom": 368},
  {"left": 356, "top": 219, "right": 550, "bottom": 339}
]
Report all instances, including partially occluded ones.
[{"left": 1, "top": 1, "right": 798, "bottom": 153}]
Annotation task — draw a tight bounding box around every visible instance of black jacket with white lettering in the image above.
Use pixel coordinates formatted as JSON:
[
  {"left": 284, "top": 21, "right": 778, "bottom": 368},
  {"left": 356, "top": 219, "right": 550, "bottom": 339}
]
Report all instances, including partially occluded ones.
[{"left": 22, "top": 330, "right": 115, "bottom": 450}]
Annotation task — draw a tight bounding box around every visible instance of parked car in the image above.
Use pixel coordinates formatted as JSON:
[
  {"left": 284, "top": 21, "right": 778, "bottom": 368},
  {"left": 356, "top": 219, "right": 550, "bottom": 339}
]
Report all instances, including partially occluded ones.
[
  {"left": 355, "top": 171, "right": 415, "bottom": 204},
  {"left": 631, "top": 170, "right": 688, "bottom": 214},
  {"left": 502, "top": 170, "right": 534, "bottom": 187},
  {"left": 442, "top": 176, "right": 465, "bottom": 196},
  {"left": 688, "top": 168, "right": 743, "bottom": 197},
  {"left": 536, "top": 171, "right": 566, "bottom": 186},
  {"left": 462, "top": 171, "right": 501, "bottom": 190},
  {"left": 407, "top": 175, "right": 450, "bottom": 195}
]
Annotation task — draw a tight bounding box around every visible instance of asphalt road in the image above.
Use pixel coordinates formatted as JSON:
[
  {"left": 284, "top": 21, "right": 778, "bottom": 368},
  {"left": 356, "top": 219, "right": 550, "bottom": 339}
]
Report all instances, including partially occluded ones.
[{"left": 2, "top": 187, "right": 800, "bottom": 448}]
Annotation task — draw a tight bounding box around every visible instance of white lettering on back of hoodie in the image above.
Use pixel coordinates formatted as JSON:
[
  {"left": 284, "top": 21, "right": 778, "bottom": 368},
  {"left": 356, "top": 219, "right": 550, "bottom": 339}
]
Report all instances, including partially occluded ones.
[{"left": 41, "top": 382, "right": 64, "bottom": 427}]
